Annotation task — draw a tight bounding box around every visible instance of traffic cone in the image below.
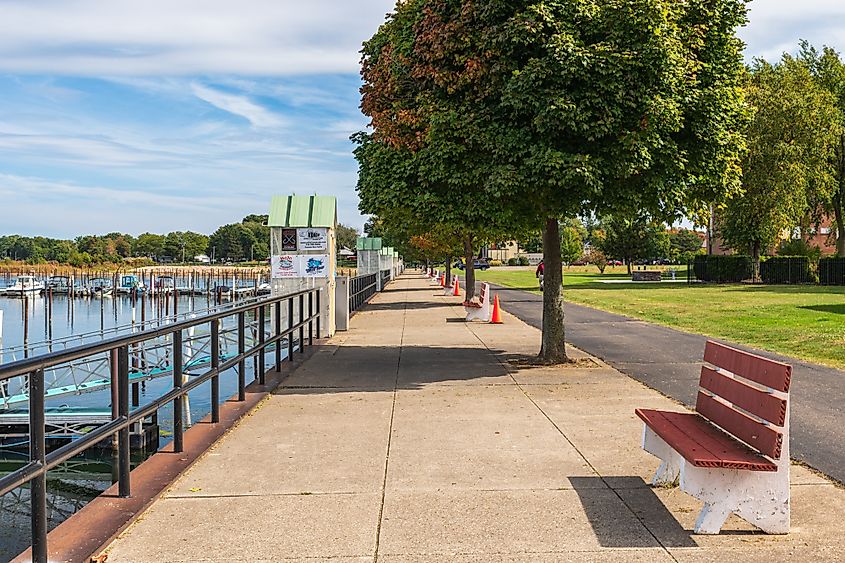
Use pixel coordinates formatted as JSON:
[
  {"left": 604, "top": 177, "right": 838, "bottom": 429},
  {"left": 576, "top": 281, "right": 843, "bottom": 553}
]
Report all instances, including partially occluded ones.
[
  {"left": 490, "top": 294, "right": 503, "bottom": 324},
  {"left": 440, "top": 273, "right": 445, "bottom": 287},
  {"left": 453, "top": 275, "right": 460, "bottom": 296}
]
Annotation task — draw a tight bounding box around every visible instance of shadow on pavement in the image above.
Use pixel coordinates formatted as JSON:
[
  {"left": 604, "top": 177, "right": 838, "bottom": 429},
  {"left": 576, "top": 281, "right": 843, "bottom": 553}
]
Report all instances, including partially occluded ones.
[{"left": 569, "top": 476, "right": 698, "bottom": 549}]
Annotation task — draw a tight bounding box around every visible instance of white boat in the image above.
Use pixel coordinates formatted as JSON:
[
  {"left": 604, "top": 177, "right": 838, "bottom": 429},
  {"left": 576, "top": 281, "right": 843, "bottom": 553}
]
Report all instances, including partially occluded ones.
[
  {"left": 89, "top": 277, "right": 115, "bottom": 297},
  {"left": 5, "top": 276, "right": 45, "bottom": 297}
]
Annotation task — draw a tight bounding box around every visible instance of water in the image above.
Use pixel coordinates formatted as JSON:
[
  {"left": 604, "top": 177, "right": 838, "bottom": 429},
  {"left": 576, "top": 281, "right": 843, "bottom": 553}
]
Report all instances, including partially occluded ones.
[{"left": 0, "top": 288, "right": 277, "bottom": 560}]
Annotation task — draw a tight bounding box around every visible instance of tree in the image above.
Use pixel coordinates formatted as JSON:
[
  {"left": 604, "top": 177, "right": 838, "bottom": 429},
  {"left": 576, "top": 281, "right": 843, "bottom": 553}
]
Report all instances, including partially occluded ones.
[
  {"left": 599, "top": 215, "right": 670, "bottom": 274},
  {"left": 720, "top": 56, "right": 839, "bottom": 279},
  {"left": 336, "top": 223, "right": 359, "bottom": 253},
  {"left": 360, "top": 0, "right": 747, "bottom": 361},
  {"left": 134, "top": 233, "right": 166, "bottom": 258},
  {"left": 799, "top": 43, "right": 845, "bottom": 257},
  {"left": 669, "top": 229, "right": 704, "bottom": 262},
  {"left": 560, "top": 219, "right": 586, "bottom": 265},
  {"left": 208, "top": 224, "right": 257, "bottom": 262}
]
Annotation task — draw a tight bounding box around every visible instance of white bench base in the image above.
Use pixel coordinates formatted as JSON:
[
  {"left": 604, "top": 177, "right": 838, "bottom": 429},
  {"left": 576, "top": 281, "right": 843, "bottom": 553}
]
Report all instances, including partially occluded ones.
[{"left": 643, "top": 426, "right": 790, "bottom": 534}]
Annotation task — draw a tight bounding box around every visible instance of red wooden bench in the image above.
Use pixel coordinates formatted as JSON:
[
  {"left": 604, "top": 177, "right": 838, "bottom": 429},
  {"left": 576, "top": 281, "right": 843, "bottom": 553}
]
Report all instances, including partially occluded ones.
[
  {"left": 463, "top": 282, "right": 491, "bottom": 322},
  {"left": 636, "top": 340, "right": 792, "bottom": 534}
]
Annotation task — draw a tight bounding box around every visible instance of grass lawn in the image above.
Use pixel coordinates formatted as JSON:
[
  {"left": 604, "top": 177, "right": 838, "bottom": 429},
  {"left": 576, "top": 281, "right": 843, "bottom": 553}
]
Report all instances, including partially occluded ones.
[{"left": 475, "top": 266, "right": 845, "bottom": 370}]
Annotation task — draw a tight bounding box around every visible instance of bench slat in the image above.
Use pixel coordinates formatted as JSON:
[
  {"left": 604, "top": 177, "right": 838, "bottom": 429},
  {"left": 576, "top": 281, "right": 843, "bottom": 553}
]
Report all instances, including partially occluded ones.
[
  {"left": 696, "top": 392, "right": 783, "bottom": 459},
  {"left": 636, "top": 408, "right": 777, "bottom": 471},
  {"left": 704, "top": 341, "right": 791, "bottom": 392},
  {"left": 699, "top": 366, "right": 787, "bottom": 426}
]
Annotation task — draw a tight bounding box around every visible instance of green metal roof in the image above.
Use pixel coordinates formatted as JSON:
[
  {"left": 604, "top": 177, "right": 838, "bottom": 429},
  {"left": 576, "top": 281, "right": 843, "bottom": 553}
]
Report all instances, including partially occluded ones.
[
  {"left": 381, "top": 246, "right": 394, "bottom": 256},
  {"left": 356, "top": 237, "right": 383, "bottom": 251},
  {"left": 268, "top": 195, "right": 337, "bottom": 228}
]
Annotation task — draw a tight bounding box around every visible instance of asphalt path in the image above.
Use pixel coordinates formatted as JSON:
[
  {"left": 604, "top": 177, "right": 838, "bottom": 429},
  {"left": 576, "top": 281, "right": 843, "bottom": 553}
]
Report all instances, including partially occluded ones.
[{"left": 490, "top": 283, "right": 845, "bottom": 485}]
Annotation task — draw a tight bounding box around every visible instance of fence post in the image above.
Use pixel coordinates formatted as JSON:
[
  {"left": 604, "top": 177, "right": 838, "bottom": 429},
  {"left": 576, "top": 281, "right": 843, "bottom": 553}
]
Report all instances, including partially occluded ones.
[
  {"left": 308, "top": 293, "right": 314, "bottom": 346},
  {"left": 29, "top": 368, "right": 47, "bottom": 563},
  {"left": 118, "top": 345, "right": 131, "bottom": 496},
  {"left": 316, "top": 289, "right": 321, "bottom": 338},
  {"left": 274, "top": 301, "right": 282, "bottom": 371},
  {"left": 172, "top": 331, "right": 183, "bottom": 453},
  {"left": 237, "top": 312, "right": 245, "bottom": 401},
  {"left": 258, "top": 305, "right": 266, "bottom": 385},
  {"left": 211, "top": 318, "right": 220, "bottom": 423},
  {"left": 287, "top": 298, "right": 294, "bottom": 361},
  {"left": 298, "top": 294, "right": 304, "bottom": 354}
]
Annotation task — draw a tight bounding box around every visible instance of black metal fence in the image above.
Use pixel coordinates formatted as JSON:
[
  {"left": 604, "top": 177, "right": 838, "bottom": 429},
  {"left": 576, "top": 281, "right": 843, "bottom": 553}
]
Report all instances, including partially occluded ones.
[
  {"left": 350, "top": 273, "right": 378, "bottom": 312},
  {"left": 380, "top": 269, "right": 392, "bottom": 289},
  {"left": 690, "top": 255, "right": 816, "bottom": 284},
  {"left": 0, "top": 288, "right": 321, "bottom": 563}
]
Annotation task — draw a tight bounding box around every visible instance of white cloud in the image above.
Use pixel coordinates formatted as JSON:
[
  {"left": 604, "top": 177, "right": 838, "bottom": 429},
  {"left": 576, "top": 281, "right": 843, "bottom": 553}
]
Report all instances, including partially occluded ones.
[
  {"left": 0, "top": 0, "right": 395, "bottom": 76},
  {"left": 191, "top": 84, "right": 284, "bottom": 128}
]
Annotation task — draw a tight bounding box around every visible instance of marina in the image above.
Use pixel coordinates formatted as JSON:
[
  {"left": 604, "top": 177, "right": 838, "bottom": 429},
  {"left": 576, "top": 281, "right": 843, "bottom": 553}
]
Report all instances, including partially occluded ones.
[{"left": 0, "top": 269, "right": 281, "bottom": 559}]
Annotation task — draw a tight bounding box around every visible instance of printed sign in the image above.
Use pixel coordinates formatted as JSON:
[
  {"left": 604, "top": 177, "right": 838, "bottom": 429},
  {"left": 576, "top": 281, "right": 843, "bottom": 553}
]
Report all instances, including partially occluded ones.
[
  {"left": 300, "top": 255, "right": 329, "bottom": 278},
  {"left": 271, "top": 255, "right": 298, "bottom": 278},
  {"left": 281, "top": 229, "right": 298, "bottom": 251},
  {"left": 297, "top": 228, "right": 328, "bottom": 251}
]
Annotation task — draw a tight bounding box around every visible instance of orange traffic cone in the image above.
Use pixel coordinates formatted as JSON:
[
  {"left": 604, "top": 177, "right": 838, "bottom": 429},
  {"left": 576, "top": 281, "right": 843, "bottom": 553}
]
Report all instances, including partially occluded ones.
[
  {"left": 490, "top": 294, "right": 503, "bottom": 324},
  {"left": 453, "top": 275, "right": 460, "bottom": 296},
  {"left": 440, "top": 273, "right": 445, "bottom": 287}
]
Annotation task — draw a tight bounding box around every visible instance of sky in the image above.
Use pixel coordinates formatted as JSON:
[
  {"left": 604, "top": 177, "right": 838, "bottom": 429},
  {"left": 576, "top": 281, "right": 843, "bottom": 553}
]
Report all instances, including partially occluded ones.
[{"left": 0, "top": 0, "right": 843, "bottom": 239}]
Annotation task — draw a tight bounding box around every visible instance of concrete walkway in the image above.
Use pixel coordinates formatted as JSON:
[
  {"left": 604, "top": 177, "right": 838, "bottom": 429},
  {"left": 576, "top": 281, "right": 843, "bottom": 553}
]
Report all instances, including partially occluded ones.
[
  {"left": 104, "top": 273, "right": 845, "bottom": 562},
  {"left": 488, "top": 283, "right": 845, "bottom": 485}
]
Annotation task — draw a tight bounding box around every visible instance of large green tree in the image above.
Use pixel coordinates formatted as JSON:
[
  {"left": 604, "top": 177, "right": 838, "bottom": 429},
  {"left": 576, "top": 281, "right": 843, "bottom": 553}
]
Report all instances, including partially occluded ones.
[
  {"left": 720, "top": 55, "right": 839, "bottom": 278},
  {"left": 799, "top": 43, "right": 845, "bottom": 256},
  {"left": 599, "top": 215, "right": 671, "bottom": 274},
  {"left": 359, "top": 0, "right": 747, "bottom": 362}
]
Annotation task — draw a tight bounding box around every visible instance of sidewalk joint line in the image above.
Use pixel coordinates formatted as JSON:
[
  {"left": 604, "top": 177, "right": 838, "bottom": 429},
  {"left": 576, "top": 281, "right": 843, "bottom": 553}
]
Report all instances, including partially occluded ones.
[{"left": 373, "top": 278, "right": 407, "bottom": 563}]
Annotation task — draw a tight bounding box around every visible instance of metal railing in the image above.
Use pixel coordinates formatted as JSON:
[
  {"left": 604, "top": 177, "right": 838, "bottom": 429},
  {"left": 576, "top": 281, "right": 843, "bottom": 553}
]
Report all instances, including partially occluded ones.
[
  {"left": 0, "top": 288, "right": 322, "bottom": 562},
  {"left": 349, "top": 273, "right": 378, "bottom": 313},
  {"left": 380, "top": 269, "right": 392, "bottom": 289}
]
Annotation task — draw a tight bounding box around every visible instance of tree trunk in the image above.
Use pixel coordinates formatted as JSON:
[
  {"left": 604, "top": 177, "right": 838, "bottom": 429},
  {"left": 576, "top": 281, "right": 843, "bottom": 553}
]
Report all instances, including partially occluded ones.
[
  {"left": 445, "top": 256, "right": 452, "bottom": 287},
  {"left": 540, "top": 218, "right": 567, "bottom": 363},
  {"left": 626, "top": 258, "right": 632, "bottom": 275},
  {"left": 463, "top": 235, "right": 476, "bottom": 301},
  {"left": 834, "top": 190, "right": 845, "bottom": 258},
  {"left": 752, "top": 241, "right": 761, "bottom": 282}
]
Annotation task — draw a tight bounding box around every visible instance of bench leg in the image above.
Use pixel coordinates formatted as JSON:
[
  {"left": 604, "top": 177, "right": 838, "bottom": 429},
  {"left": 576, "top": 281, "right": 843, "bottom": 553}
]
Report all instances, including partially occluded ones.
[
  {"left": 642, "top": 425, "right": 681, "bottom": 486},
  {"left": 682, "top": 465, "right": 790, "bottom": 535},
  {"left": 694, "top": 502, "right": 733, "bottom": 534}
]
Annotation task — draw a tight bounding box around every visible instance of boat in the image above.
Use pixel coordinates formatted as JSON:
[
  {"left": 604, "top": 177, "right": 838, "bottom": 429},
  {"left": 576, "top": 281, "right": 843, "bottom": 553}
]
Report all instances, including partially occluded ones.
[
  {"left": 116, "top": 274, "right": 145, "bottom": 296},
  {"left": 46, "top": 275, "right": 72, "bottom": 294},
  {"left": 5, "top": 276, "right": 45, "bottom": 297},
  {"left": 88, "top": 277, "right": 114, "bottom": 297},
  {"left": 154, "top": 276, "right": 175, "bottom": 294}
]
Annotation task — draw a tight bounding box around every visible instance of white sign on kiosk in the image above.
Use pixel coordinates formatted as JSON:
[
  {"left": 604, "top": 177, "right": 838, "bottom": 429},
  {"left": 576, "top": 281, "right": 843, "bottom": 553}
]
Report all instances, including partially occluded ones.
[
  {"left": 271, "top": 255, "right": 330, "bottom": 279},
  {"left": 271, "top": 255, "right": 298, "bottom": 278},
  {"left": 297, "top": 228, "right": 328, "bottom": 251}
]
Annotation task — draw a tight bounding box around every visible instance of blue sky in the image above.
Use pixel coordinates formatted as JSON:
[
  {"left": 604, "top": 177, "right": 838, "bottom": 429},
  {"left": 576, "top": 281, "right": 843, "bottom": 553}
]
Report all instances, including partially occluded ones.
[{"left": 0, "top": 0, "right": 843, "bottom": 238}]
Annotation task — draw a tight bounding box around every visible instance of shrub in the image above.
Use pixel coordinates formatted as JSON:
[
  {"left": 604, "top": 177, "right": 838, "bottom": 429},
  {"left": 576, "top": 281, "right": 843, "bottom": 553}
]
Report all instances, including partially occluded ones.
[
  {"left": 819, "top": 257, "right": 845, "bottom": 285},
  {"left": 489, "top": 260, "right": 503, "bottom": 267},
  {"left": 693, "top": 255, "right": 752, "bottom": 282},
  {"left": 517, "top": 255, "right": 530, "bottom": 266},
  {"left": 759, "top": 256, "right": 811, "bottom": 284},
  {"left": 777, "top": 239, "right": 822, "bottom": 262},
  {"left": 507, "top": 257, "right": 518, "bottom": 266}
]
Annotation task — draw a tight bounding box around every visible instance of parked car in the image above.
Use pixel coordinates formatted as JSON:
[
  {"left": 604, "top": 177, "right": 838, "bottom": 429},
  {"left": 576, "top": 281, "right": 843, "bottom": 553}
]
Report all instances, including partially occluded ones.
[
  {"left": 453, "top": 258, "right": 491, "bottom": 271},
  {"left": 608, "top": 260, "right": 623, "bottom": 266}
]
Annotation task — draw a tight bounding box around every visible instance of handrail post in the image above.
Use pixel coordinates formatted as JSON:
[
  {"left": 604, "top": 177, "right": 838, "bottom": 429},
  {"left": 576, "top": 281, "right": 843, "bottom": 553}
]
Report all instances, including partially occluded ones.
[
  {"left": 29, "top": 368, "right": 47, "bottom": 563},
  {"left": 298, "top": 294, "right": 304, "bottom": 354},
  {"left": 237, "top": 311, "right": 246, "bottom": 401},
  {"left": 308, "top": 292, "right": 313, "bottom": 346},
  {"left": 287, "top": 297, "right": 294, "bottom": 361},
  {"left": 316, "top": 289, "right": 321, "bottom": 338},
  {"left": 117, "top": 345, "right": 131, "bottom": 497},
  {"left": 210, "top": 319, "right": 220, "bottom": 423},
  {"left": 172, "top": 330, "right": 183, "bottom": 453},
  {"left": 274, "top": 301, "right": 282, "bottom": 371},
  {"left": 258, "top": 305, "right": 266, "bottom": 385}
]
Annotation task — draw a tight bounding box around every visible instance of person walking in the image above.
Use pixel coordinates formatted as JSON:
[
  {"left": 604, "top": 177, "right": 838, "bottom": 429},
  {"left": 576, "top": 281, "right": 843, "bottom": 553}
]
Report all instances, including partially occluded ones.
[{"left": 535, "top": 260, "right": 544, "bottom": 291}]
